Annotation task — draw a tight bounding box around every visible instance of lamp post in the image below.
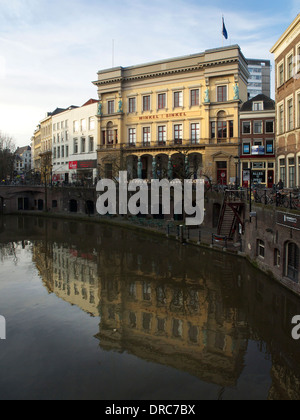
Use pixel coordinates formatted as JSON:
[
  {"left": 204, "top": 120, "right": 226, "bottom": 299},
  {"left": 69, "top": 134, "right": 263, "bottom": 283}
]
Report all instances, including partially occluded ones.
[{"left": 234, "top": 155, "right": 240, "bottom": 190}]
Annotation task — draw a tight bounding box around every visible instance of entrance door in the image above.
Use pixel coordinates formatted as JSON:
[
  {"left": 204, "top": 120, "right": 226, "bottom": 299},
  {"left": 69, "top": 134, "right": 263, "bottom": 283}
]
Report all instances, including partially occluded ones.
[
  {"left": 217, "top": 169, "right": 227, "bottom": 185},
  {"left": 267, "top": 170, "right": 274, "bottom": 189}
]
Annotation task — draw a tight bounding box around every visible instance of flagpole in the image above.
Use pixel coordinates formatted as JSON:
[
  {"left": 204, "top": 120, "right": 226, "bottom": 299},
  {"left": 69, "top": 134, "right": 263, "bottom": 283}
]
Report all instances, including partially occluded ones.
[{"left": 222, "top": 15, "right": 224, "bottom": 48}]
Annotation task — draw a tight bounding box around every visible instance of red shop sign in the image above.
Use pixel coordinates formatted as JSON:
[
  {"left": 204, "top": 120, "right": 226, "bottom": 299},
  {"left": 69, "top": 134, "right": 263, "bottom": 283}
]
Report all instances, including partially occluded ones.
[{"left": 69, "top": 161, "right": 78, "bottom": 170}]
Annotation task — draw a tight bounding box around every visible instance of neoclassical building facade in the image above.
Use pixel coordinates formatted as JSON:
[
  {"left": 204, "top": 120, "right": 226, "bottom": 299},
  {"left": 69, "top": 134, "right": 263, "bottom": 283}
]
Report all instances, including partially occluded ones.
[{"left": 93, "top": 45, "right": 249, "bottom": 184}]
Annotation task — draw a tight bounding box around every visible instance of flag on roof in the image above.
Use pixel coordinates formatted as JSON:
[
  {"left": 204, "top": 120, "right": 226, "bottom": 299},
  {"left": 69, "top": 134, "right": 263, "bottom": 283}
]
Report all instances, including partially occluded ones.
[{"left": 222, "top": 17, "right": 228, "bottom": 40}]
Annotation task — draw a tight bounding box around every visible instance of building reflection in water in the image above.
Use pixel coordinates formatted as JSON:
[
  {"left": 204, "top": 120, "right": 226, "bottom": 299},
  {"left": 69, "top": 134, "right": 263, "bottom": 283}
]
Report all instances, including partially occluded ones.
[{"left": 2, "top": 215, "right": 300, "bottom": 399}]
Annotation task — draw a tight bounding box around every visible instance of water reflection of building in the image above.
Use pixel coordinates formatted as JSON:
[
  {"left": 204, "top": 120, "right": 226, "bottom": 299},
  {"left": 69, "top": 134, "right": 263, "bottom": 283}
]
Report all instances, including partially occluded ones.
[
  {"left": 22, "top": 217, "right": 300, "bottom": 399},
  {"left": 96, "top": 248, "right": 248, "bottom": 388},
  {"left": 33, "top": 241, "right": 100, "bottom": 317}
]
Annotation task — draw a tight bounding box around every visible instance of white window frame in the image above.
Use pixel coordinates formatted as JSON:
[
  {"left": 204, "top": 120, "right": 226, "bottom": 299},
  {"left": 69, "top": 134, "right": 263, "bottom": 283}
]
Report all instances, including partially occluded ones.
[
  {"left": 252, "top": 101, "right": 264, "bottom": 111},
  {"left": 190, "top": 122, "right": 200, "bottom": 144},
  {"left": 128, "top": 127, "right": 137, "bottom": 145},
  {"left": 296, "top": 89, "right": 300, "bottom": 129},
  {"left": 265, "top": 120, "right": 274, "bottom": 134},
  {"left": 253, "top": 120, "right": 263, "bottom": 134},
  {"left": 277, "top": 101, "right": 284, "bottom": 135},
  {"left": 158, "top": 125, "right": 167, "bottom": 145},
  {"left": 142, "top": 126, "right": 151, "bottom": 145},
  {"left": 216, "top": 84, "right": 228, "bottom": 102},
  {"left": 242, "top": 121, "right": 251, "bottom": 134},
  {"left": 173, "top": 90, "right": 183, "bottom": 108},
  {"left": 285, "top": 94, "right": 294, "bottom": 132},
  {"left": 277, "top": 60, "right": 284, "bottom": 87},
  {"left": 286, "top": 50, "right": 294, "bottom": 81},
  {"left": 142, "top": 95, "right": 151, "bottom": 112},
  {"left": 190, "top": 88, "right": 200, "bottom": 107},
  {"left": 157, "top": 91, "right": 167, "bottom": 111}
]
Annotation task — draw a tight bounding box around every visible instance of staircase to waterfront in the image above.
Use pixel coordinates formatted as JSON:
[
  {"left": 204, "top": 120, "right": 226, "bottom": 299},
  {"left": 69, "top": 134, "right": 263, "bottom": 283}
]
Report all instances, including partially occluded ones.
[{"left": 217, "top": 190, "right": 246, "bottom": 239}]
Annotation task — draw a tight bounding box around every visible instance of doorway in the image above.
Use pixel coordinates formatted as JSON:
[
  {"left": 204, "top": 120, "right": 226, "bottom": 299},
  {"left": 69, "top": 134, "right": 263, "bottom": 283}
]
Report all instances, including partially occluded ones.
[
  {"left": 217, "top": 161, "right": 227, "bottom": 185},
  {"left": 267, "top": 170, "right": 274, "bottom": 189}
]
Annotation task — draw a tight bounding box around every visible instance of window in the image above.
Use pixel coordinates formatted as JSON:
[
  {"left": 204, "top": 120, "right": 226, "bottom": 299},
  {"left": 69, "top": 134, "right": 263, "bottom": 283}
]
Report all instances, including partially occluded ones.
[
  {"left": 257, "top": 239, "right": 265, "bottom": 258},
  {"left": 254, "top": 121, "right": 263, "bottom": 134},
  {"left": 74, "top": 139, "right": 78, "bottom": 154},
  {"left": 285, "top": 242, "right": 299, "bottom": 282},
  {"left": 57, "top": 147, "right": 60, "bottom": 159},
  {"left": 108, "top": 100, "right": 115, "bottom": 114},
  {"left": 242, "top": 121, "right": 251, "bottom": 134},
  {"left": 53, "top": 148, "right": 57, "bottom": 159},
  {"left": 242, "top": 142, "right": 251, "bottom": 155},
  {"left": 61, "top": 146, "right": 64, "bottom": 158},
  {"left": 66, "top": 145, "right": 69, "bottom": 158},
  {"left": 217, "top": 85, "right": 227, "bottom": 102},
  {"left": 211, "top": 122, "right": 216, "bottom": 139},
  {"left": 61, "top": 121, "right": 64, "bottom": 129},
  {"left": 128, "top": 97, "right": 136, "bottom": 113},
  {"left": 253, "top": 102, "right": 263, "bottom": 111},
  {"left": 298, "top": 93, "right": 300, "bottom": 127},
  {"left": 190, "top": 89, "right": 200, "bottom": 106},
  {"left": 217, "top": 121, "right": 227, "bottom": 139},
  {"left": 174, "top": 91, "right": 183, "bottom": 108},
  {"left": 229, "top": 120, "right": 234, "bottom": 138},
  {"left": 279, "top": 104, "right": 284, "bottom": 134},
  {"left": 81, "top": 138, "right": 86, "bottom": 153},
  {"left": 158, "top": 93, "right": 166, "bottom": 110},
  {"left": 279, "top": 63, "right": 284, "bottom": 86},
  {"left": 129, "top": 128, "right": 136, "bottom": 145},
  {"left": 143, "top": 127, "right": 151, "bottom": 145},
  {"left": 287, "top": 54, "right": 293, "bottom": 79},
  {"left": 89, "top": 137, "right": 94, "bottom": 152},
  {"left": 287, "top": 98, "right": 293, "bottom": 130},
  {"left": 107, "top": 129, "right": 114, "bottom": 144},
  {"left": 80, "top": 119, "right": 86, "bottom": 131},
  {"left": 73, "top": 121, "right": 79, "bottom": 133},
  {"left": 265, "top": 120, "right": 274, "bottom": 133},
  {"left": 266, "top": 139, "right": 274, "bottom": 154},
  {"left": 89, "top": 117, "right": 95, "bottom": 131},
  {"left": 288, "top": 157, "right": 295, "bottom": 188},
  {"left": 191, "top": 123, "right": 200, "bottom": 144},
  {"left": 174, "top": 124, "right": 183, "bottom": 144},
  {"left": 279, "top": 158, "right": 286, "bottom": 185},
  {"left": 143, "top": 96, "right": 150, "bottom": 112},
  {"left": 158, "top": 126, "right": 166, "bottom": 145}
]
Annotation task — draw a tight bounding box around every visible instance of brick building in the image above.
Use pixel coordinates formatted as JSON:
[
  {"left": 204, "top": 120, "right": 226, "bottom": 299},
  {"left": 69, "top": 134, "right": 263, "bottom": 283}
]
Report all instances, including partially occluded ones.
[{"left": 270, "top": 14, "right": 300, "bottom": 188}]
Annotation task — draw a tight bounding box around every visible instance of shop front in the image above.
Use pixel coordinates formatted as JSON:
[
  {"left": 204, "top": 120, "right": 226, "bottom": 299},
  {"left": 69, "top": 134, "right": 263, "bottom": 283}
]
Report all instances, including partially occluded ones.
[{"left": 69, "top": 160, "right": 97, "bottom": 186}]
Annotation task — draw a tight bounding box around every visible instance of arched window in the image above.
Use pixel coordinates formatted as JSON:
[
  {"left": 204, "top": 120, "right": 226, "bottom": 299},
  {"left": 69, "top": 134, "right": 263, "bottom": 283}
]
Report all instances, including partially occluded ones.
[{"left": 285, "top": 242, "right": 299, "bottom": 282}]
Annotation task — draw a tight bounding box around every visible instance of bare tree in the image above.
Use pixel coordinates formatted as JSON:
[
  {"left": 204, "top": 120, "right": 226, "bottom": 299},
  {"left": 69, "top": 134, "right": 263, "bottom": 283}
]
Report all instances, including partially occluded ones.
[
  {"left": 0, "top": 131, "right": 16, "bottom": 181},
  {"left": 40, "top": 151, "right": 52, "bottom": 211}
]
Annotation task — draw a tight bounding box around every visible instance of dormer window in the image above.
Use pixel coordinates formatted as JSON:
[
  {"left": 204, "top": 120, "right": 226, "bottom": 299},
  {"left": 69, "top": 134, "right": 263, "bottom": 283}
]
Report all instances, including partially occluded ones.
[{"left": 253, "top": 101, "right": 263, "bottom": 111}]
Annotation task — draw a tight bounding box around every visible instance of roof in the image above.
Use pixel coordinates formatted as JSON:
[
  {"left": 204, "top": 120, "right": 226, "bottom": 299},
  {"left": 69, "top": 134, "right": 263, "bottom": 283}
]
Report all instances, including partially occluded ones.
[
  {"left": 270, "top": 14, "right": 300, "bottom": 53},
  {"left": 82, "top": 99, "right": 98, "bottom": 107},
  {"left": 15, "top": 146, "right": 31, "bottom": 156},
  {"left": 240, "top": 94, "right": 275, "bottom": 112}
]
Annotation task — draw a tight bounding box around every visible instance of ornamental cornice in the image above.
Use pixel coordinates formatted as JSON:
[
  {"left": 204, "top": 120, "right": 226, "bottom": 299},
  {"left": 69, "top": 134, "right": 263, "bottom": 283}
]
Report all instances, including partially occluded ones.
[{"left": 93, "top": 58, "right": 239, "bottom": 87}]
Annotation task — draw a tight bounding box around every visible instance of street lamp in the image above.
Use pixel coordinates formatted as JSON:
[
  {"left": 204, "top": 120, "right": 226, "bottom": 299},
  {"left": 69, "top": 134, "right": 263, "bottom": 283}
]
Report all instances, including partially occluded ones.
[{"left": 234, "top": 155, "right": 240, "bottom": 190}]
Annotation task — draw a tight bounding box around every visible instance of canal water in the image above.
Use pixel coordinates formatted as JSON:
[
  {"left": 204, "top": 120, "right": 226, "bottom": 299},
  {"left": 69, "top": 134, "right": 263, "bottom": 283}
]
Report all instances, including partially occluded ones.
[{"left": 0, "top": 215, "right": 300, "bottom": 400}]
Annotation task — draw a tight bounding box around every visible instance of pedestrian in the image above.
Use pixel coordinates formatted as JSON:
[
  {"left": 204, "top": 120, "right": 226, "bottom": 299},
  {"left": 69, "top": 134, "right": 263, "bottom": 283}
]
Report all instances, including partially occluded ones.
[{"left": 277, "top": 179, "right": 284, "bottom": 190}]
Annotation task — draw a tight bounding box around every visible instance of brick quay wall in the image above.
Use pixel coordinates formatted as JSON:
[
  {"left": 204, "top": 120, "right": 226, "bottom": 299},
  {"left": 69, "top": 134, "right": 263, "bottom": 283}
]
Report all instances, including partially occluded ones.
[{"left": 0, "top": 185, "right": 299, "bottom": 297}]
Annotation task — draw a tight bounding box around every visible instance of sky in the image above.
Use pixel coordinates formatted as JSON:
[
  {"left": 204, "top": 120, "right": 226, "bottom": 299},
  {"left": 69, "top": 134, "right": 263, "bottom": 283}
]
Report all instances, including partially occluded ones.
[{"left": 0, "top": 0, "right": 299, "bottom": 147}]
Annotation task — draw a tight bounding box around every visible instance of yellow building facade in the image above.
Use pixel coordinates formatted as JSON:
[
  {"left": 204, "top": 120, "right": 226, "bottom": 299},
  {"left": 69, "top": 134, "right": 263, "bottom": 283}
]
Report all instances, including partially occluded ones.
[{"left": 93, "top": 45, "right": 249, "bottom": 184}]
